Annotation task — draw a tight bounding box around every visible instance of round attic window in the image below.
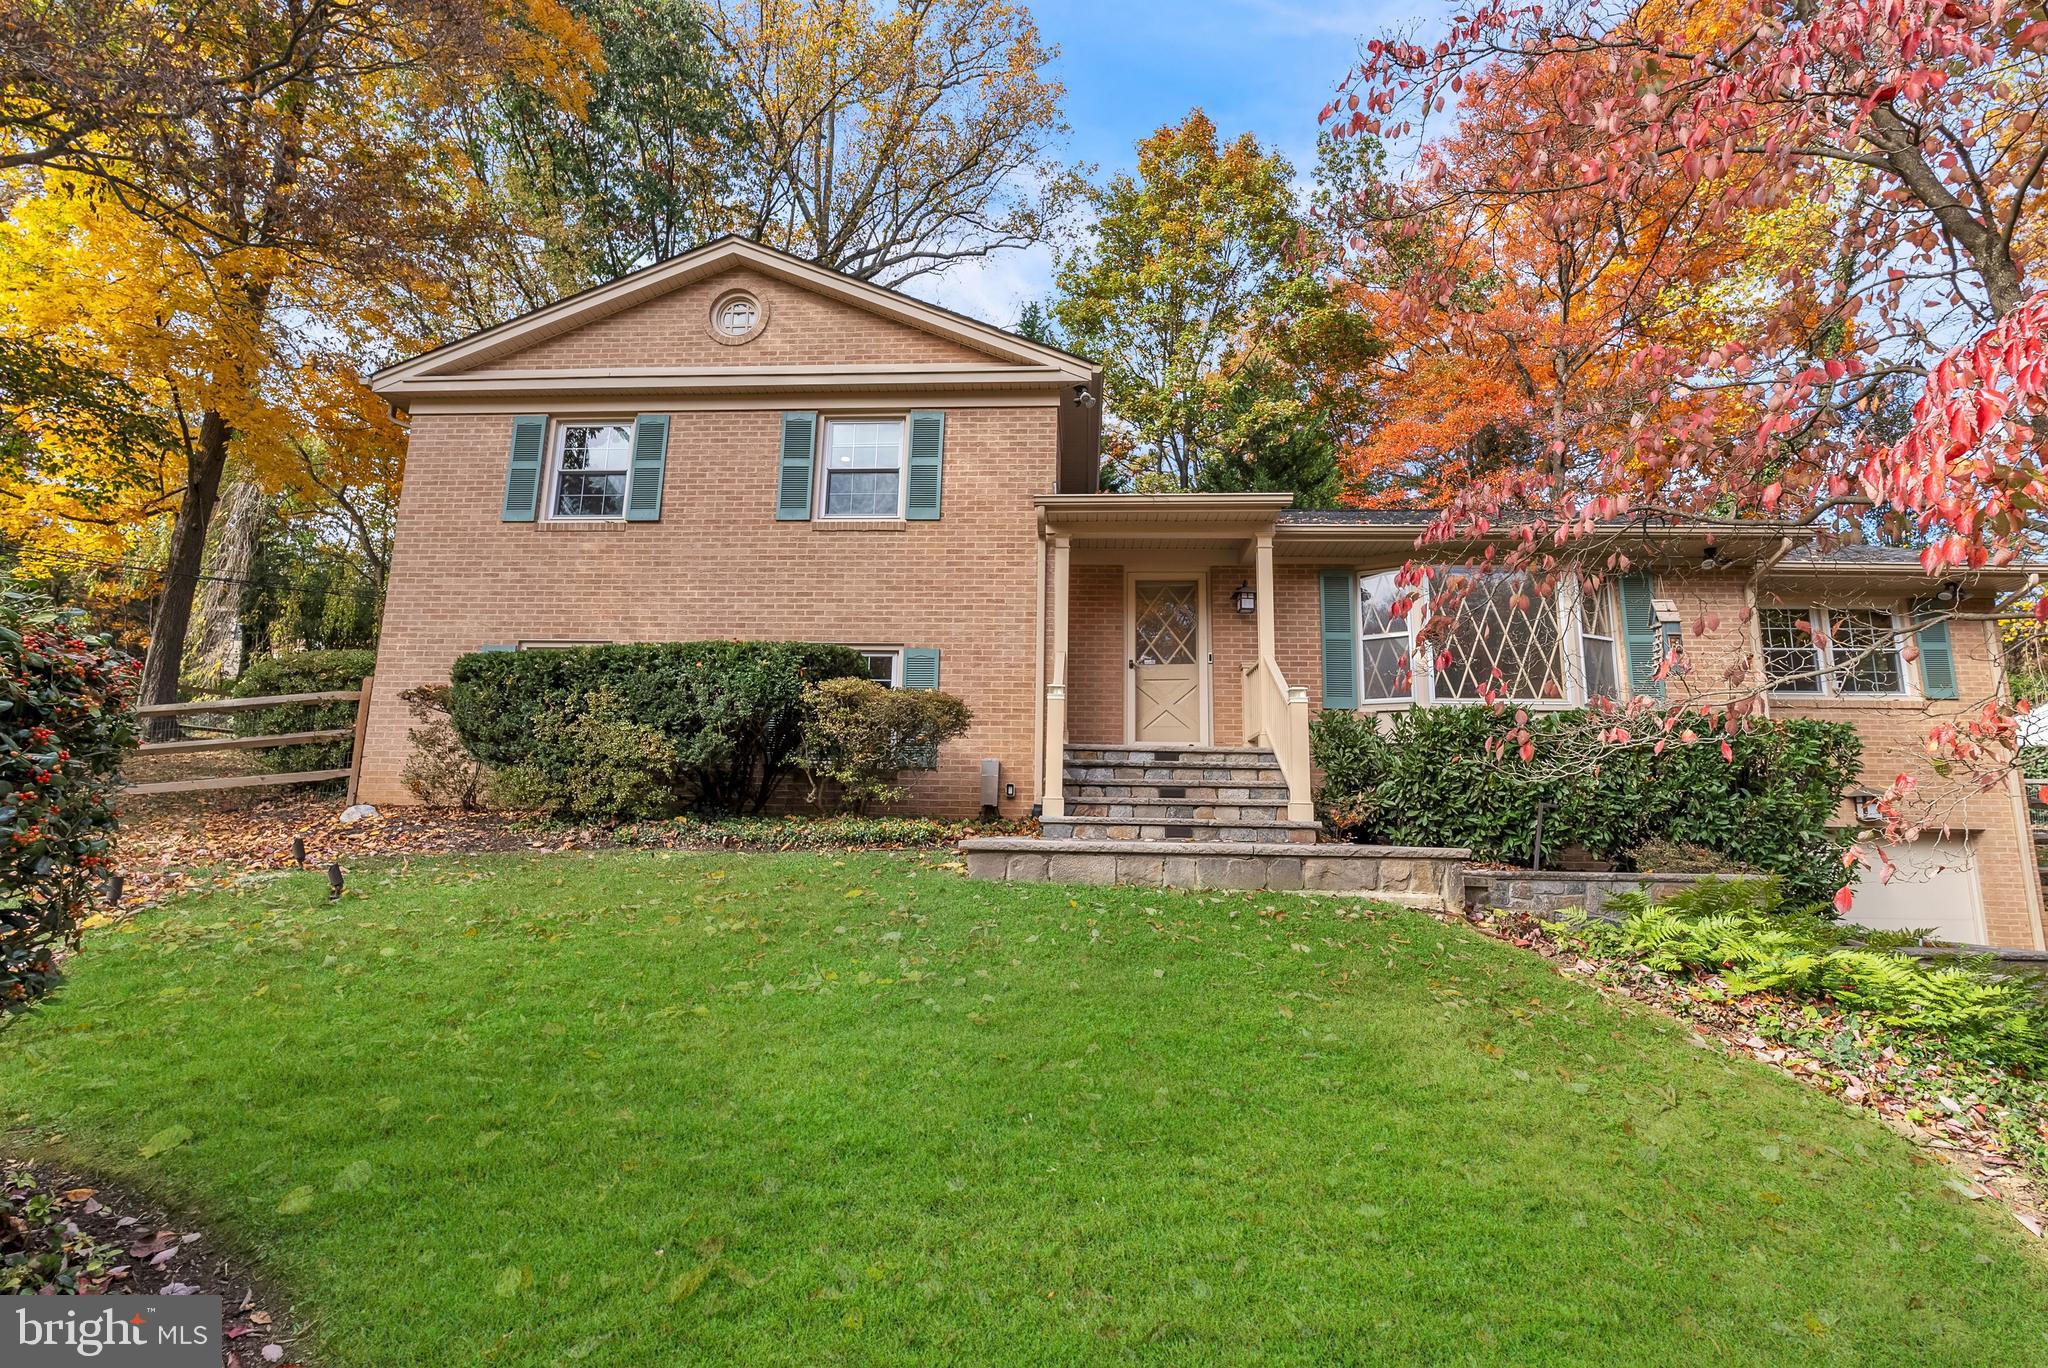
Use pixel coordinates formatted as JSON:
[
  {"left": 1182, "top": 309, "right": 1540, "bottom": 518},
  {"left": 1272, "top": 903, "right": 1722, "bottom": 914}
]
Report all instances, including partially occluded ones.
[{"left": 709, "top": 289, "right": 766, "bottom": 344}]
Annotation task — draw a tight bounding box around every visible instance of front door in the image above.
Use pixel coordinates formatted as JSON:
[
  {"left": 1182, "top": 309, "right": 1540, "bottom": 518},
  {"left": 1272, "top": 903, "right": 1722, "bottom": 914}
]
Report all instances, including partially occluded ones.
[{"left": 1131, "top": 579, "right": 1202, "bottom": 744}]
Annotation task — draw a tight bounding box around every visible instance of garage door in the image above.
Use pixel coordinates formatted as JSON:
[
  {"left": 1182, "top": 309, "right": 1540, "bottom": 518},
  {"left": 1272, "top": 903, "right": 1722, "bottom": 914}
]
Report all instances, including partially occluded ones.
[{"left": 1846, "top": 835, "right": 1988, "bottom": 945}]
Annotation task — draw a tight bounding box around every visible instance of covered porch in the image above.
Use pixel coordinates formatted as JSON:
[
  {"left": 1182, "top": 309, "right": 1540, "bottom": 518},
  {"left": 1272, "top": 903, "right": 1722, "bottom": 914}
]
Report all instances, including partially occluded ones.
[{"left": 1035, "top": 493, "right": 1315, "bottom": 823}]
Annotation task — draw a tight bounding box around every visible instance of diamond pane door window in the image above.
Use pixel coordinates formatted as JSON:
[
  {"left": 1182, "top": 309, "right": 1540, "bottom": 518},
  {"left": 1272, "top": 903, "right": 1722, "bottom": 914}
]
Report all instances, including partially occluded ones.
[{"left": 1132, "top": 580, "right": 1200, "bottom": 744}]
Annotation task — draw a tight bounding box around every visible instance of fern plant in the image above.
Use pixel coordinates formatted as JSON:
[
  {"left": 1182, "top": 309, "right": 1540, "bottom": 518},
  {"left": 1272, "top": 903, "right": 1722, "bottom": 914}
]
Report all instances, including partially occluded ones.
[{"left": 1589, "top": 879, "right": 2048, "bottom": 1071}]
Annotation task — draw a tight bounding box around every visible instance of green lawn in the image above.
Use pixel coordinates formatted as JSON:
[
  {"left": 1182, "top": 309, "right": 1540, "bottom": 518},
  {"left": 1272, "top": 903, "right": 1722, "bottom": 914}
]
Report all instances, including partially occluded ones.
[{"left": 4, "top": 851, "right": 2045, "bottom": 1364}]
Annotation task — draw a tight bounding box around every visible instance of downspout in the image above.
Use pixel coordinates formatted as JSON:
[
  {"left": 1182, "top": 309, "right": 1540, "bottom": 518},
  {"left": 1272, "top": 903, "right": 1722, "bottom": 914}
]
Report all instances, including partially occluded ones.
[
  {"left": 1745, "top": 535, "right": 1798, "bottom": 721},
  {"left": 1986, "top": 616, "right": 2048, "bottom": 950}
]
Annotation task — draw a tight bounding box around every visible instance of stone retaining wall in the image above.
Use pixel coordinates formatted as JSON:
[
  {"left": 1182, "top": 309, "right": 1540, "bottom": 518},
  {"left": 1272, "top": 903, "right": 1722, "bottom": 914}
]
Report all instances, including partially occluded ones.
[
  {"left": 959, "top": 838, "right": 1471, "bottom": 904},
  {"left": 1462, "top": 869, "right": 1720, "bottom": 919}
]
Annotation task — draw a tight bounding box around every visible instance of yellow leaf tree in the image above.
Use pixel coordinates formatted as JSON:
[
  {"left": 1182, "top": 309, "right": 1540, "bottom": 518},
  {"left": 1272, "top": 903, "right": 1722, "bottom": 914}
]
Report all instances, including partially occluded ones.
[{"left": 0, "top": 0, "right": 596, "bottom": 720}]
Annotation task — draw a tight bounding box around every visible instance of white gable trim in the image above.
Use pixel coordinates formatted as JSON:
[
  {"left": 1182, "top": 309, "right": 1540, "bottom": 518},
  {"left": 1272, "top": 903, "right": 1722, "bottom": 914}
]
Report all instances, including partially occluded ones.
[{"left": 371, "top": 237, "right": 1093, "bottom": 395}]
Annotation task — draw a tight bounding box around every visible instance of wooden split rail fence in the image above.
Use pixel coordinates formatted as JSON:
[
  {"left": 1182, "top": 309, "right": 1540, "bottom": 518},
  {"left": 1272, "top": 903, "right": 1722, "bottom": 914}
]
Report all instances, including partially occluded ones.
[{"left": 127, "top": 676, "right": 375, "bottom": 805}]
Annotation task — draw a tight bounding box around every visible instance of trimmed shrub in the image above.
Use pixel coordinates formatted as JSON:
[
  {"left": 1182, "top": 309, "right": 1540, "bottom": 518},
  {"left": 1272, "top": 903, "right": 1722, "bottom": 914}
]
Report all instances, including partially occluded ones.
[
  {"left": 1312, "top": 706, "right": 1860, "bottom": 905},
  {"left": 448, "top": 641, "right": 869, "bottom": 816},
  {"left": 488, "top": 688, "right": 681, "bottom": 822},
  {"left": 798, "top": 677, "right": 973, "bottom": 812},
  {"left": 230, "top": 648, "right": 375, "bottom": 774},
  {"left": 1, "top": 587, "right": 136, "bottom": 1016}
]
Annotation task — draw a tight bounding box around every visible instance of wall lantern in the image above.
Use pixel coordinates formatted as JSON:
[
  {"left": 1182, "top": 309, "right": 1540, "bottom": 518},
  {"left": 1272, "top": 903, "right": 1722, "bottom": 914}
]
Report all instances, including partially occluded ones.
[{"left": 1233, "top": 581, "right": 1257, "bottom": 615}]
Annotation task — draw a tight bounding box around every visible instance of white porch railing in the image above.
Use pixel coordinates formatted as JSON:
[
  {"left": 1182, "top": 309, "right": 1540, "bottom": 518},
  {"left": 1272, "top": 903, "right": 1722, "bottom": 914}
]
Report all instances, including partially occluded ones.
[{"left": 1241, "top": 656, "right": 1314, "bottom": 822}]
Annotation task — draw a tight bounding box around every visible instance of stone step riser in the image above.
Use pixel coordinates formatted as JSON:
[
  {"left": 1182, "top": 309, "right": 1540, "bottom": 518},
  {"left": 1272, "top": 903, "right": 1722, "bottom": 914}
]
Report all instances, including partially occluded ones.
[
  {"left": 1065, "top": 746, "right": 1277, "bottom": 766},
  {"left": 1065, "top": 765, "right": 1284, "bottom": 787},
  {"left": 1069, "top": 783, "right": 1290, "bottom": 804},
  {"left": 1067, "top": 802, "right": 1286, "bottom": 823},
  {"left": 1040, "top": 820, "right": 1319, "bottom": 845}
]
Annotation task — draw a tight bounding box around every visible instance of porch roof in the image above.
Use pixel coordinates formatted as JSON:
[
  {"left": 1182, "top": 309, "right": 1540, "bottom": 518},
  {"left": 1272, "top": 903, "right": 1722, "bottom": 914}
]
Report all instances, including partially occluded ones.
[{"left": 1036, "top": 495, "right": 2045, "bottom": 589}]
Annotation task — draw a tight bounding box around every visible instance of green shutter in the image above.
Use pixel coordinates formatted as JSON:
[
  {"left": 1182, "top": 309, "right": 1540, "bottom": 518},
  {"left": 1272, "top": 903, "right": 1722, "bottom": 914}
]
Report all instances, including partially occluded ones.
[
  {"left": 903, "top": 647, "right": 940, "bottom": 691},
  {"left": 1616, "top": 571, "right": 1664, "bottom": 701},
  {"left": 1319, "top": 569, "right": 1358, "bottom": 711},
  {"left": 776, "top": 412, "right": 817, "bottom": 520},
  {"left": 500, "top": 415, "right": 548, "bottom": 522},
  {"left": 625, "top": 414, "right": 668, "bottom": 521},
  {"left": 1912, "top": 599, "right": 1959, "bottom": 699},
  {"left": 905, "top": 410, "right": 945, "bottom": 520},
  {"left": 902, "top": 647, "right": 942, "bottom": 767}
]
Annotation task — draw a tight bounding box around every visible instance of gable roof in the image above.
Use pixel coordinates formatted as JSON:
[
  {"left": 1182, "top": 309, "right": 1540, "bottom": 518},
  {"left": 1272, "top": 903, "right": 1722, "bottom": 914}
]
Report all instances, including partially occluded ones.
[{"left": 371, "top": 237, "right": 1095, "bottom": 404}]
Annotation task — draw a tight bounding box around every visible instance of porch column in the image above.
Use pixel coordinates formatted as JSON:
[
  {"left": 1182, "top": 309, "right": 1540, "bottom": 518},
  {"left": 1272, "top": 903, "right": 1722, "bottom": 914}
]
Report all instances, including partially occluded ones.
[
  {"left": 1043, "top": 532, "right": 1071, "bottom": 819},
  {"left": 1253, "top": 534, "right": 1276, "bottom": 664}
]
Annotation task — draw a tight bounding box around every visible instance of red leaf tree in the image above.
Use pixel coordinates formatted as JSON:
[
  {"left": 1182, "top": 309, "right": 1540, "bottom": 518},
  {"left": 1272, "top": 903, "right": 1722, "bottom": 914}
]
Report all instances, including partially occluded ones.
[{"left": 1324, "top": 0, "right": 2048, "bottom": 866}]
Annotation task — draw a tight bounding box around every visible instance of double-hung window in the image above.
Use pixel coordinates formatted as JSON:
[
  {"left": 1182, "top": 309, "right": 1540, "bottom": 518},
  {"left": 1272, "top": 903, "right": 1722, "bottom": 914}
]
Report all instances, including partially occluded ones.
[
  {"left": 1352, "top": 569, "right": 1626, "bottom": 707},
  {"left": 821, "top": 419, "right": 905, "bottom": 518},
  {"left": 1357, "top": 572, "right": 1415, "bottom": 701},
  {"left": 1760, "top": 606, "right": 1908, "bottom": 696},
  {"left": 549, "top": 422, "right": 633, "bottom": 519},
  {"left": 1577, "top": 585, "right": 1623, "bottom": 701}
]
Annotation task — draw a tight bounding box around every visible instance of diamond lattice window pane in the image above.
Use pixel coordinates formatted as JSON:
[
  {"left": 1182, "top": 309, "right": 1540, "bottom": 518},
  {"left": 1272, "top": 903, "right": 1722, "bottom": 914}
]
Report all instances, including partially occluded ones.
[
  {"left": 1134, "top": 583, "right": 1197, "bottom": 665},
  {"left": 1434, "top": 573, "right": 1565, "bottom": 701}
]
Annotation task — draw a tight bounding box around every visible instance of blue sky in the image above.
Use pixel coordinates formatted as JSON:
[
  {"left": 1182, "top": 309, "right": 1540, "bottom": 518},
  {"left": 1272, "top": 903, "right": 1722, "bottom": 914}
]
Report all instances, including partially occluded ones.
[{"left": 908, "top": 0, "right": 1408, "bottom": 326}]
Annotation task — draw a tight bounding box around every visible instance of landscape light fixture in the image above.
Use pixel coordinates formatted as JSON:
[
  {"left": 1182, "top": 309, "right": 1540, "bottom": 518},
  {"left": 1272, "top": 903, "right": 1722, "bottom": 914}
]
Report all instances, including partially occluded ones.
[
  {"left": 328, "top": 863, "right": 345, "bottom": 900},
  {"left": 1233, "top": 581, "right": 1257, "bottom": 615}
]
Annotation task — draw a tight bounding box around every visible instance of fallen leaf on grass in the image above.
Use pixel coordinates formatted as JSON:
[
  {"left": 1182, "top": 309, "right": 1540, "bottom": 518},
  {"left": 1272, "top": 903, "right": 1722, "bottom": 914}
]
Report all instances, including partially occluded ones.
[
  {"left": 275, "top": 1186, "right": 316, "bottom": 1216},
  {"left": 664, "top": 1262, "right": 717, "bottom": 1304},
  {"left": 140, "top": 1125, "right": 192, "bottom": 1158}
]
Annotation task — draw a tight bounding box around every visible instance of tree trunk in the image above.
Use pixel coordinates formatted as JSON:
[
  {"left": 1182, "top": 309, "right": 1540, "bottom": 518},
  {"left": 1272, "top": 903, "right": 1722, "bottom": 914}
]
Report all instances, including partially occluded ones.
[
  {"left": 137, "top": 409, "right": 232, "bottom": 739},
  {"left": 184, "top": 477, "right": 266, "bottom": 689}
]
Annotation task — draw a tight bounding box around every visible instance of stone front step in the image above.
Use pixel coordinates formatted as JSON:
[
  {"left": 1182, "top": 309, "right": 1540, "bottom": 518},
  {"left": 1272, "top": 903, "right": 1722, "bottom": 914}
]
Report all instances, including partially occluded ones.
[
  {"left": 1064, "top": 761, "right": 1285, "bottom": 788},
  {"left": 960, "top": 838, "right": 1471, "bottom": 902},
  {"left": 1065, "top": 744, "right": 1279, "bottom": 765},
  {"left": 1066, "top": 797, "right": 1287, "bottom": 823},
  {"left": 1064, "top": 778, "right": 1286, "bottom": 802},
  {"left": 1037, "top": 817, "right": 1320, "bottom": 844}
]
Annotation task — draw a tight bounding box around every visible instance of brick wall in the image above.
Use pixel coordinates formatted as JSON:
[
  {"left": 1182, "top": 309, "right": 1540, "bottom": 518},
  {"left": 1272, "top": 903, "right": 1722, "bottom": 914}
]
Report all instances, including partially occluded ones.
[
  {"left": 1058, "top": 559, "right": 1326, "bottom": 746},
  {"left": 1246, "top": 560, "right": 2041, "bottom": 949},
  {"left": 465, "top": 268, "right": 994, "bottom": 372},
  {"left": 1661, "top": 572, "right": 2042, "bottom": 949},
  {"left": 360, "top": 403, "right": 1057, "bottom": 817}
]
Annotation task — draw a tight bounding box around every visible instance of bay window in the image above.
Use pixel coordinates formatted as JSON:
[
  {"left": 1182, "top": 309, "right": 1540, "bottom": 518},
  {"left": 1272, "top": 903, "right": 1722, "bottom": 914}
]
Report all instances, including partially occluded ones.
[{"left": 1352, "top": 569, "right": 1627, "bottom": 707}]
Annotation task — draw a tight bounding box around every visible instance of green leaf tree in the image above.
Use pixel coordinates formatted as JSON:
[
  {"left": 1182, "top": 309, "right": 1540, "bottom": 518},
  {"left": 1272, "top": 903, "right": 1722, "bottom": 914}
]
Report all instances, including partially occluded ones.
[{"left": 1050, "top": 111, "right": 1377, "bottom": 501}]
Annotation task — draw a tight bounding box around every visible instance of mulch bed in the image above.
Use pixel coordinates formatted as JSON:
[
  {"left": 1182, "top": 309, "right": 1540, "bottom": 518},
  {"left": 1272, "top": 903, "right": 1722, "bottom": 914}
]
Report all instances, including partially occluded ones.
[
  {"left": 1442, "top": 904, "right": 2048, "bottom": 1243},
  {"left": 109, "top": 794, "right": 605, "bottom": 911},
  {"left": 4, "top": 1162, "right": 307, "bottom": 1366}
]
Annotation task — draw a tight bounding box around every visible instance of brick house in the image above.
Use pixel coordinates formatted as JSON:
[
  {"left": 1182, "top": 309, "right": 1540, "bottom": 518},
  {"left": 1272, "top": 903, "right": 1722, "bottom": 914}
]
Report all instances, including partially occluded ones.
[{"left": 364, "top": 237, "right": 2045, "bottom": 951}]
